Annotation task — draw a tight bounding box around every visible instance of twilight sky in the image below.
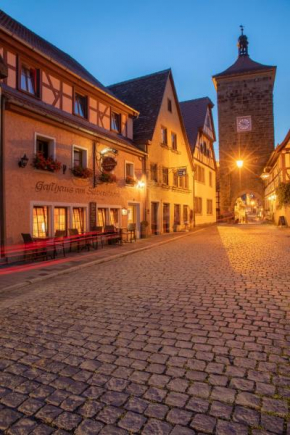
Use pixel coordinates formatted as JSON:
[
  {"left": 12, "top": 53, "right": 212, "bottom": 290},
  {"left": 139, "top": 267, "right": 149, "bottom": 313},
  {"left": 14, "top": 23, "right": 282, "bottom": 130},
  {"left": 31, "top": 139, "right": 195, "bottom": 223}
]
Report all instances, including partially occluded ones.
[{"left": 1, "top": 0, "right": 289, "bottom": 158}]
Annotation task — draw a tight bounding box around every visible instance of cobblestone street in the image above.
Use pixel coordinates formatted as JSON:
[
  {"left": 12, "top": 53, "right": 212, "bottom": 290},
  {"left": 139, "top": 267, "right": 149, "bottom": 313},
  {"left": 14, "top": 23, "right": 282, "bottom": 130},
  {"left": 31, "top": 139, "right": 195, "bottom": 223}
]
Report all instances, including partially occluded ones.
[{"left": 0, "top": 225, "right": 289, "bottom": 434}]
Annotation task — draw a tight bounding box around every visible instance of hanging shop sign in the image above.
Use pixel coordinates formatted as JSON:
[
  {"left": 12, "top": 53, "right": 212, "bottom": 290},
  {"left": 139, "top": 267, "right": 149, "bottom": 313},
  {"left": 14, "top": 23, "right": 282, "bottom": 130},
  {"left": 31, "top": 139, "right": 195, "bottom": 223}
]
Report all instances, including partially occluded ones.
[{"left": 102, "top": 156, "right": 117, "bottom": 172}]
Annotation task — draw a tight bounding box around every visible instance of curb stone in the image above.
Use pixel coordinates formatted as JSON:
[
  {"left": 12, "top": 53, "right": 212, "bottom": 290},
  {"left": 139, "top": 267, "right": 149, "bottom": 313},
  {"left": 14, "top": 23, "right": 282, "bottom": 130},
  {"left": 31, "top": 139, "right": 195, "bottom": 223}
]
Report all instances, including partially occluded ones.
[{"left": 0, "top": 228, "right": 205, "bottom": 294}]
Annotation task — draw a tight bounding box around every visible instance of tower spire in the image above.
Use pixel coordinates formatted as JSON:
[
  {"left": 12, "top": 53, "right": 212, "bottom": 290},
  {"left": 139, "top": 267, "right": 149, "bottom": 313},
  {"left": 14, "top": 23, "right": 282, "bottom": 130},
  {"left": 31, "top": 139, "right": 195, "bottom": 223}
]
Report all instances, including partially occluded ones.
[{"left": 238, "top": 25, "right": 249, "bottom": 57}]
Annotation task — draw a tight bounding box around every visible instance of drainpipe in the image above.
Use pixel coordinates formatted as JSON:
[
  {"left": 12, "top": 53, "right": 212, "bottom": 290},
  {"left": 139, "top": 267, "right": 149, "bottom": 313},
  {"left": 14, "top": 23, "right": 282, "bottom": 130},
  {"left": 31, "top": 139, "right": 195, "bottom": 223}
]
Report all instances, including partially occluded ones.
[{"left": 193, "top": 166, "right": 196, "bottom": 228}]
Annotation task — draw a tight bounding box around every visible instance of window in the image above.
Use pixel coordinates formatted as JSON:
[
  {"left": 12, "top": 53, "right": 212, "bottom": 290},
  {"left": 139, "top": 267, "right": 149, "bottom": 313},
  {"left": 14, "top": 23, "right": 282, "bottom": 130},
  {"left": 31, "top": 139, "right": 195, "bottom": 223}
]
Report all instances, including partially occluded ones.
[
  {"left": 195, "top": 165, "right": 205, "bottom": 183},
  {"left": 110, "top": 209, "right": 119, "bottom": 226},
  {"left": 36, "top": 138, "right": 50, "bottom": 159},
  {"left": 54, "top": 207, "right": 67, "bottom": 235},
  {"left": 207, "top": 199, "right": 213, "bottom": 215},
  {"left": 184, "top": 174, "right": 189, "bottom": 189},
  {"left": 195, "top": 197, "right": 202, "bottom": 214},
  {"left": 125, "top": 162, "right": 134, "bottom": 177},
  {"left": 162, "top": 167, "right": 169, "bottom": 185},
  {"left": 183, "top": 205, "right": 189, "bottom": 223},
  {"left": 20, "top": 64, "right": 39, "bottom": 96},
  {"left": 161, "top": 127, "right": 168, "bottom": 145},
  {"left": 178, "top": 175, "right": 184, "bottom": 188},
  {"left": 168, "top": 98, "right": 172, "bottom": 113},
  {"left": 33, "top": 206, "right": 49, "bottom": 238},
  {"left": 174, "top": 204, "right": 181, "bottom": 225},
  {"left": 73, "top": 207, "right": 85, "bottom": 233},
  {"left": 173, "top": 171, "right": 178, "bottom": 187},
  {"left": 97, "top": 208, "right": 107, "bottom": 227},
  {"left": 74, "top": 93, "right": 87, "bottom": 118},
  {"left": 111, "top": 112, "right": 121, "bottom": 132},
  {"left": 171, "top": 132, "right": 177, "bottom": 151},
  {"left": 209, "top": 171, "right": 212, "bottom": 187},
  {"left": 73, "top": 147, "right": 87, "bottom": 168},
  {"left": 150, "top": 164, "right": 158, "bottom": 182}
]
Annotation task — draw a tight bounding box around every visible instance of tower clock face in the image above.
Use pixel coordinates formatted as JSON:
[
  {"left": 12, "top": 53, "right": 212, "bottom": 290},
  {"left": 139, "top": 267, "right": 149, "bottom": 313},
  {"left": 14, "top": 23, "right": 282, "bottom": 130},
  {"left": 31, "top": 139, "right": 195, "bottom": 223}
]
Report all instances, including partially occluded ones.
[{"left": 236, "top": 116, "right": 252, "bottom": 132}]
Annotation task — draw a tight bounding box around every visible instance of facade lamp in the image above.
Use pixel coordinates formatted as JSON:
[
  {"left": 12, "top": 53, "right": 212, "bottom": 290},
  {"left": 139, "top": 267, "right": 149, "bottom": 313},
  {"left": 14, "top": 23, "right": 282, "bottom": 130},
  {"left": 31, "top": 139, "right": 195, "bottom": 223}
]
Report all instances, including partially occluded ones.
[
  {"left": 261, "top": 172, "right": 270, "bottom": 180},
  {"left": 137, "top": 180, "right": 145, "bottom": 189},
  {"left": 18, "top": 154, "right": 29, "bottom": 168}
]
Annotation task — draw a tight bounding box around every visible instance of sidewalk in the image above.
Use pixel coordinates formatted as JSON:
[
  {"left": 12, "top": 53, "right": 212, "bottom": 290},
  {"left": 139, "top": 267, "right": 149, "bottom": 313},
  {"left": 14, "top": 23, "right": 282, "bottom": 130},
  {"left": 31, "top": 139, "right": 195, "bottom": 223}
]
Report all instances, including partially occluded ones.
[{"left": 0, "top": 228, "right": 205, "bottom": 292}]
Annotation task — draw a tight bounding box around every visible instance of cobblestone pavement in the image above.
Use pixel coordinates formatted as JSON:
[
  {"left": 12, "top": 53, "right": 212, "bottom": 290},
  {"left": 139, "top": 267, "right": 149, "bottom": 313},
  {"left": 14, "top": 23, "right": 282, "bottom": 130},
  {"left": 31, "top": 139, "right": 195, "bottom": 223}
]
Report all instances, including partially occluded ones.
[{"left": 0, "top": 225, "right": 289, "bottom": 434}]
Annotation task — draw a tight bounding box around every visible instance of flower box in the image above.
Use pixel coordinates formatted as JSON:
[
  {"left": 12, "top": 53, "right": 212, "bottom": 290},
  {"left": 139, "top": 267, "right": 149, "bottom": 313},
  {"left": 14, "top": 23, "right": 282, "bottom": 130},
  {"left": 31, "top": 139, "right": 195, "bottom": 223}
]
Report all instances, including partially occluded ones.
[
  {"left": 125, "top": 175, "right": 136, "bottom": 185},
  {"left": 32, "top": 153, "right": 62, "bottom": 172},
  {"left": 99, "top": 172, "right": 117, "bottom": 183},
  {"left": 71, "top": 166, "right": 93, "bottom": 179}
]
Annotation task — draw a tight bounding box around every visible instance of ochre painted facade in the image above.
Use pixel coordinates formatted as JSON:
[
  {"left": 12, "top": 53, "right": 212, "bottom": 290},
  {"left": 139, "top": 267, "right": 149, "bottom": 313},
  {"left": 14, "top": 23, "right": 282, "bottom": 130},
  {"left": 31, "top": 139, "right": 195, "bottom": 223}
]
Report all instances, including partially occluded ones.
[{"left": 146, "top": 78, "right": 194, "bottom": 234}]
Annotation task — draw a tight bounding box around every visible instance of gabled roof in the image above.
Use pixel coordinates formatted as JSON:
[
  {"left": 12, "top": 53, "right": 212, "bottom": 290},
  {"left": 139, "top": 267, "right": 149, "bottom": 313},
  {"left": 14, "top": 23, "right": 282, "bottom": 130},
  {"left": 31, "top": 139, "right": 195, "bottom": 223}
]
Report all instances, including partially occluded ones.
[
  {"left": 0, "top": 10, "right": 117, "bottom": 99},
  {"left": 213, "top": 55, "right": 276, "bottom": 80},
  {"left": 108, "top": 69, "right": 170, "bottom": 144},
  {"left": 180, "top": 97, "right": 214, "bottom": 152},
  {"left": 265, "top": 129, "right": 290, "bottom": 169}
]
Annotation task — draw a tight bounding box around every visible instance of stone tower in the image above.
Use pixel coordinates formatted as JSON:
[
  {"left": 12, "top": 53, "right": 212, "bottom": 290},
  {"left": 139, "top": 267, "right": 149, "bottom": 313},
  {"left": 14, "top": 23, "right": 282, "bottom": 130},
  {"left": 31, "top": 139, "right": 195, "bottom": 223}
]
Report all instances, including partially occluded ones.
[{"left": 213, "top": 28, "right": 276, "bottom": 213}]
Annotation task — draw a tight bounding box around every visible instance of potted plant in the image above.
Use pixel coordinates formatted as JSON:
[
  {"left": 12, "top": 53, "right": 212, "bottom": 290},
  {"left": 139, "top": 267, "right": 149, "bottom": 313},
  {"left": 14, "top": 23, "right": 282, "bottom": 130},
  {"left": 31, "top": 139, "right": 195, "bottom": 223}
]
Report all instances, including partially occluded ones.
[
  {"left": 140, "top": 220, "right": 149, "bottom": 238},
  {"left": 71, "top": 166, "right": 93, "bottom": 179},
  {"left": 125, "top": 175, "right": 136, "bottom": 186},
  {"left": 99, "top": 172, "right": 117, "bottom": 183},
  {"left": 32, "top": 152, "right": 62, "bottom": 172}
]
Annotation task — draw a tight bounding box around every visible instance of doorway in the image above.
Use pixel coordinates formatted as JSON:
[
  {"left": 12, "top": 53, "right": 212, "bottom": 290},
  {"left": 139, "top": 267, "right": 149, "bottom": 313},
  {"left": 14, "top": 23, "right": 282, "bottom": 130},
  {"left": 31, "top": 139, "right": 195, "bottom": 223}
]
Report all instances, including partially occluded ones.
[
  {"left": 127, "top": 203, "right": 140, "bottom": 237},
  {"left": 151, "top": 202, "right": 159, "bottom": 235},
  {"left": 163, "top": 203, "right": 170, "bottom": 233}
]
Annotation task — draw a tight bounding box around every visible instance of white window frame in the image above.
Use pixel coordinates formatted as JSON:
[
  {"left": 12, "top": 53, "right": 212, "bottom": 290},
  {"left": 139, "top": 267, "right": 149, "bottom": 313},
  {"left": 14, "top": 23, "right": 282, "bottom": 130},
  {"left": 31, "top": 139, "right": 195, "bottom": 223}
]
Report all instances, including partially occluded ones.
[
  {"left": 72, "top": 145, "right": 88, "bottom": 168},
  {"left": 125, "top": 161, "right": 135, "bottom": 179},
  {"left": 34, "top": 133, "right": 56, "bottom": 159}
]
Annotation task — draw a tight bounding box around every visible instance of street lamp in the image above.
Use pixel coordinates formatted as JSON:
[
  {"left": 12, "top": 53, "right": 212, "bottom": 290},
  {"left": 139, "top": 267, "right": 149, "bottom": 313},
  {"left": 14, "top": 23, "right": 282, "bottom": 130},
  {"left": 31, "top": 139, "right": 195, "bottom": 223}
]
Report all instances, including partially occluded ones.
[{"left": 236, "top": 160, "right": 244, "bottom": 168}]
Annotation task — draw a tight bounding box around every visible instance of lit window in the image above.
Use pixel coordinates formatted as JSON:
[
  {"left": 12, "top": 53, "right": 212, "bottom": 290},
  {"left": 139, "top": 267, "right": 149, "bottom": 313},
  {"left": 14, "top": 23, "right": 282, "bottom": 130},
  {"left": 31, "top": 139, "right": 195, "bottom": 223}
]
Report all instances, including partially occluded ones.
[
  {"left": 111, "top": 112, "right": 121, "bottom": 132},
  {"left": 168, "top": 99, "right": 172, "bottom": 113},
  {"left": 54, "top": 207, "right": 67, "bottom": 235},
  {"left": 97, "top": 208, "right": 107, "bottom": 227},
  {"left": 162, "top": 168, "right": 169, "bottom": 185},
  {"left": 110, "top": 209, "right": 119, "bottom": 226},
  {"left": 171, "top": 132, "right": 177, "bottom": 150},
  {"left": 33, "top": 206, "right": 49, "bottom": 238},
  {"left": 150, "top": 164, "right": 158, "bottom": 182},
  {"left": 73, "top": 207, "right": 85, "bottom": 233},
  {"left": 161, "top": 127, "right": 168, "bottom": 145},
  {"left": 21, "top": 65, "right": 39, "bottom": 96},
  {"left": 74, "top": 93, "right": 87, "bottom": 118}
]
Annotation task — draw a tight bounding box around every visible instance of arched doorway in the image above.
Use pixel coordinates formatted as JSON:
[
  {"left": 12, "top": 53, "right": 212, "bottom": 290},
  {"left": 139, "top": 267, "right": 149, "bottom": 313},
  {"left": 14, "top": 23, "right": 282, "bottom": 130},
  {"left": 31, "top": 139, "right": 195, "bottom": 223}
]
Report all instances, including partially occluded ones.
[{"left": 232, "top": 191, "right": 264, "bottom": 224}]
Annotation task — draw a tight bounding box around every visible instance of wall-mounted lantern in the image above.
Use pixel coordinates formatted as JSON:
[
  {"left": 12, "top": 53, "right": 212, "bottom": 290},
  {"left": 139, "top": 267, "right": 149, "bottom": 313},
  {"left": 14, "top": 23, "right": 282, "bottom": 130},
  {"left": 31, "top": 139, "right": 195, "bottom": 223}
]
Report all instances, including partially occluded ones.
[
  {"left": 121, "top": 208, "right": 128, "bottom": 216},
  {"left": 18, "top": 154, "right": 29, "bottom": 168}
]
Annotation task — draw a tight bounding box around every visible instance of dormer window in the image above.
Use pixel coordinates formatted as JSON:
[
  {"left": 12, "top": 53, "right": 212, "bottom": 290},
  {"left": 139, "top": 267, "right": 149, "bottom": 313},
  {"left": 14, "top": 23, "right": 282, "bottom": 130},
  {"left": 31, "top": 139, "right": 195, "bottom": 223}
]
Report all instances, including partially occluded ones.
[
  {"left": 74, "top": 93, "right": 87, "bottom": 118},
  {"left": 111, "top": 112, "right": 121, "bottom": 132},
  {"left": 20, "top": 64, "right": 39, "bottom": 96}
]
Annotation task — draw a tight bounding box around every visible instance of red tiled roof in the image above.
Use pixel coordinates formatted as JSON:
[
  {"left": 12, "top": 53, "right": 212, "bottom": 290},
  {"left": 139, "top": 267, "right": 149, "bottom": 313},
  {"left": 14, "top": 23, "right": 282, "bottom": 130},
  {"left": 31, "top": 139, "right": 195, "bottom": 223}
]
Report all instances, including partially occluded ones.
[
  {"left": 108, "top": 69, "right": 170, "bottom": 144},
  {"left": 180, "top": 97, "right": 213, "bottom": 152},
  {"left": 213, "top": 55, "right": 276, "bottom": 79},
  {"left": 0, "top": 9, "right": 116, "bottom": 98}
]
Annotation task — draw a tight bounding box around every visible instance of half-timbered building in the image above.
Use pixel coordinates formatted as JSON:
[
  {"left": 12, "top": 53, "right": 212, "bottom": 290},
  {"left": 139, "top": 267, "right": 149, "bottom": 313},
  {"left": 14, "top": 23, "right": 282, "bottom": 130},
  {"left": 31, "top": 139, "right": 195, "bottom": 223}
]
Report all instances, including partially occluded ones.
[
  {"left": 262, "top": 130, "right": 290, "bottom": 225},
  {"left": 180, "top": 98, "right": 217, "bottom": 225},
  {"left": 0, "top": 10, "right": 147, "bottom": 251},
  {"left": 109, "top": 70, "right": 194, "bottom": 235}
]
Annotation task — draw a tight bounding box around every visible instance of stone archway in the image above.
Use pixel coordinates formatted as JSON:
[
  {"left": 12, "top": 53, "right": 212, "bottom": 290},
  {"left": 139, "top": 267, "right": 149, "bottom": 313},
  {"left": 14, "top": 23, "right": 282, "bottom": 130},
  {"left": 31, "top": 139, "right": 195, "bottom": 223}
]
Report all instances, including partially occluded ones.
[{"left": 232, "top": 190, "right": 264, "bottom": 223}]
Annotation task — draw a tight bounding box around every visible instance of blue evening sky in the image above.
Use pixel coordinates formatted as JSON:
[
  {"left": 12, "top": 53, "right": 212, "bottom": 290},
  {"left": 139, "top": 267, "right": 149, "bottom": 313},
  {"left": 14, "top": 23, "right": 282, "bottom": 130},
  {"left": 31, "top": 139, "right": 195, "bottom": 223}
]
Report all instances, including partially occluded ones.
[{"left": 1, "top": 0, "right": 289, "bottom": 158}]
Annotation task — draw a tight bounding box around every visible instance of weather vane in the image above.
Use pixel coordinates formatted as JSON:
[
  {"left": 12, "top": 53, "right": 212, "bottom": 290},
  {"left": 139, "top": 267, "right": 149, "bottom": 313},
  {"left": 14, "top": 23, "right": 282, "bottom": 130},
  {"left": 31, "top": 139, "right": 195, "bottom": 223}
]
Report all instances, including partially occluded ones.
[{"left": 240, "top": 25, "right": 244, "bottom": 35}]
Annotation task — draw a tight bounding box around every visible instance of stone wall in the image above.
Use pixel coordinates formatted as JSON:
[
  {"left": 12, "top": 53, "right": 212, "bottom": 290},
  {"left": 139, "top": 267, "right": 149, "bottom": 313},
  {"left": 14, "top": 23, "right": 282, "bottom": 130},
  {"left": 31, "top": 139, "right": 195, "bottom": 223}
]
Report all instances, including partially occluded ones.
[{"left": 217, "top": 72, "right": 275, "bottom": 213}]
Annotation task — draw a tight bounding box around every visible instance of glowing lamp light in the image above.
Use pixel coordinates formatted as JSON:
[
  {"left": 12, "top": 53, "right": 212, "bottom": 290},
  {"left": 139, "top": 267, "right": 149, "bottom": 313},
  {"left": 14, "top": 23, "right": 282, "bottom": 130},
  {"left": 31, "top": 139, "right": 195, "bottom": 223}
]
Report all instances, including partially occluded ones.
[
  {"left": 121, "top": 208, "right": 128, "bottom": 216},
  {"left": 261, "top": 172, "right": 270, "bottom": 180},
  {"left": 137, "top": 180, "right": 145, "bottom": 188},
  {"left": 236, "top": 160, "right": 244, "bottom": 168}
]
